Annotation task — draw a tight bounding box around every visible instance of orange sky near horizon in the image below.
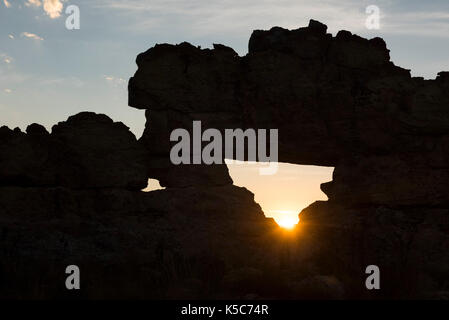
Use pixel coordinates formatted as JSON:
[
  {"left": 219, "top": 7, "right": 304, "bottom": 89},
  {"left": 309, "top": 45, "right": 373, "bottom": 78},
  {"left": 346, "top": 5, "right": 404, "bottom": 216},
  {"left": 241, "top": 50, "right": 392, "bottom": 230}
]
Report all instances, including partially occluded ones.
[
  {"left": 225, "top": 161, "right": 334, "bottom": 227},
  {"left": 144, "top": 162, "right": 334, "bottom": 228}
]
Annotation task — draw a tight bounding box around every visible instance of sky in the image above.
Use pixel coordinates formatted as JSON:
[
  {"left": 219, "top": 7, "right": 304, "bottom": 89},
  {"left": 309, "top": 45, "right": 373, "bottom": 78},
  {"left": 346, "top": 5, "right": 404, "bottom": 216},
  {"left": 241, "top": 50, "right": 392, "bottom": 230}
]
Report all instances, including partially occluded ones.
[{"left": 1, "top": 0, "right": 449, "bottom": 226}]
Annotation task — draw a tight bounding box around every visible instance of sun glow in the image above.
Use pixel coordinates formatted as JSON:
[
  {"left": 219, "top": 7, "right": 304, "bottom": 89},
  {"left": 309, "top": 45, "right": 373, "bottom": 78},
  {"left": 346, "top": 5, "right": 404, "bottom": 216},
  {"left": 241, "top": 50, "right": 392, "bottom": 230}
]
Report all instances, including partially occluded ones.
[
  {"left": 271, "top": 210, "right": 299, "bottom": 229},
  {"left": 225, "top": 161, "right": 334, "bottom": 230}
]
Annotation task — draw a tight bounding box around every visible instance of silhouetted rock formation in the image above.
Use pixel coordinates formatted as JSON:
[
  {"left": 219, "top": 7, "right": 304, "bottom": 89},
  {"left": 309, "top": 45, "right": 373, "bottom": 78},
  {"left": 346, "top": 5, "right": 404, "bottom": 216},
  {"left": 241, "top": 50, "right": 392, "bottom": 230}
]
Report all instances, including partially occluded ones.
[
  {"left": 128, "top": 19, "right": 449, "bottom": 298},
  {"left": 130, "top": 19, "right": 449, "bottom": 207},
  {"left": 0, "top": 113, "right": 278, "bottom": 299},
  {"left": 1, "top": 19, "right": 448, "bottom": 299},
  {"left": 0, "top": 112, "right": 148, "bottom": 189}
]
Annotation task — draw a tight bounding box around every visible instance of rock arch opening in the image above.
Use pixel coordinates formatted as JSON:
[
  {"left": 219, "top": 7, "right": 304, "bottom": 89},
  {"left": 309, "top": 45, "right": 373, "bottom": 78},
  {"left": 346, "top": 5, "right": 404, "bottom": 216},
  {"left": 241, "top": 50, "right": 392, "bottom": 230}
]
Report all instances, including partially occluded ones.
[
  {"left": 142, "top": 178, "right": 166, "bottom": 192},
  {"left": 225, "top": 160, "right": 334, "bottom": 229}
]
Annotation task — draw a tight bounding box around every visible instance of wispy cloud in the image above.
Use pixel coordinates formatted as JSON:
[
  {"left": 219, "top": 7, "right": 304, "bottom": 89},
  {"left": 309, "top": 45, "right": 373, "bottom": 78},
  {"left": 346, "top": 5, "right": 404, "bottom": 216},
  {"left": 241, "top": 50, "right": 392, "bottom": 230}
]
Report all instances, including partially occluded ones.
[
  {"left": 382, "top": 11, "right": 449, "bottom": 37},
  {"left": 95, "top": 0, "right": 449, "bottom": 41},
  {"left": 4, "top": 89, "right": 12, "bottom": 94},
  {"left": 95, "top": 0, "right": 366, "bottom": 37},
  {"left": 26, "top": 0, "right": 42, "bottom": 7},
  {"left": 21, "top": 32, "right": 44, "bottom": 41},
  {"left": 103, "top": 75, "right": 126, "bottom": 86},
  {"left": 8, "top": 34, "right": 14, "bottom": 39},
  {"left": 3, "top": 0, "right": 11, "bottom": 8},
  {"left": 43, "top": 0, "right": 63, "bottom": 18}
]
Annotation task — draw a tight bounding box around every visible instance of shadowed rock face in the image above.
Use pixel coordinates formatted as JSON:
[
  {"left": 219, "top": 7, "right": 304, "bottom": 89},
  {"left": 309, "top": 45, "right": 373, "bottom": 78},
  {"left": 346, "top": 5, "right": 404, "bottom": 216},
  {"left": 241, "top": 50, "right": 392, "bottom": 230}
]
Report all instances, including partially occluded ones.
[
  {"left": 0, "top": 184, "right": 279, "bottom": 299},
  {"left": 0, "top": 112, "right": 279, "bottom": 299},
  {"left": 0, "top": 20, "right": 448, "bottom": 299},
  {"left": 129, "top": 19, "right": 449, "bottom": 206},
  {"left": 0, "top": 112, "right": 149, "bottom": 190},
  {"left": 128, "top": 19, "right": 449, "bottom": 297}
]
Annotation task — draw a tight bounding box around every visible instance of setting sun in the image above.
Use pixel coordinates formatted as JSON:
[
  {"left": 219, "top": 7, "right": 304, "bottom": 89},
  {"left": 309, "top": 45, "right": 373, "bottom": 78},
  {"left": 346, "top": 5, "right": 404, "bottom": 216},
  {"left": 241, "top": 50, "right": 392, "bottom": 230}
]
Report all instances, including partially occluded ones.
[
  {"left": 225, "top": 161, "right": 333, "bottom": 230},
  {"left": 271, "top": 210, "right": 300, "bottom": 229}
]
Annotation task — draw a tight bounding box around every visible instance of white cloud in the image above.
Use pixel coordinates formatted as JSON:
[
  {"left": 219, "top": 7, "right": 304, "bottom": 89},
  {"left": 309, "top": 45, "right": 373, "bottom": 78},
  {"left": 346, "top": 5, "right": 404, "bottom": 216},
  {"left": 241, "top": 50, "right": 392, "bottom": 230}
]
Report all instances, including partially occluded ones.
[
  {"left": 3, "top": 0, "right": 11, "bottom": 8},
  {"left": 26, "top": 0, "right": 42, "bottom": 7},
  {"left": 4, "top": 89, "right": 12, "bottom": 93},
  {"left": 43, "top": 0, "right": 63, "bottom": 18},
  {"left": 21, "top": 32, "right": 44, "bottom": 40},
  {"left": 8, "top": 34, "right": 14, "bottom": 39}
]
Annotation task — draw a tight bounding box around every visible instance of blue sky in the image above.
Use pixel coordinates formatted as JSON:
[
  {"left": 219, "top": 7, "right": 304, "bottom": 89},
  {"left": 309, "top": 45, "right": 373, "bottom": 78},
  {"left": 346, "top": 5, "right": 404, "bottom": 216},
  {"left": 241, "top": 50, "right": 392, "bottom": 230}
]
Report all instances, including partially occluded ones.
[{"left": 1, "top": 0, "right": 449, "bottom": 136}]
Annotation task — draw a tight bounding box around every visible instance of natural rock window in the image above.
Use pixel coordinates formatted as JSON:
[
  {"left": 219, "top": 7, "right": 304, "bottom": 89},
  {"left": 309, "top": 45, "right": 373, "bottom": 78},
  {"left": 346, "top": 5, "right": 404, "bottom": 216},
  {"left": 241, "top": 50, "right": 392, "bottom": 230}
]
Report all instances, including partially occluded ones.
[
  {"left": 142, "top": 178, "right": 166, "bottom": 192},
  {"left": 225, "top": 160, "right": 334, "bottom": 229}
]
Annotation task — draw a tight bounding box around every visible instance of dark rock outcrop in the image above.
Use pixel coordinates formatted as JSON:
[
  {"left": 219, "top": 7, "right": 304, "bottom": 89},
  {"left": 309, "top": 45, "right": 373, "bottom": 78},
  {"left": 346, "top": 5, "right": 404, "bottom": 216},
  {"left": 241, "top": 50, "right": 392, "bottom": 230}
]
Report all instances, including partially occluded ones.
[
  {"left": 0, "top": 112, "right": 149, "bottom": 190},
  {"left": 0, "top": 113, "right": 278, "bottom": 299},
  {"left": 0, "top": 184, "right": 280, "bottom": 299},
  {"left": 129, "top": 19, "right": 449, "bottom": 207},
  {"left": 139, "top": 109, "right": 234, "bottom": 187},
  {"left": 1, "top": 19, "right": 448, "bottom": 299},
  {"left": 128, "top": 19, "right": 449, "bottom": 298}
]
